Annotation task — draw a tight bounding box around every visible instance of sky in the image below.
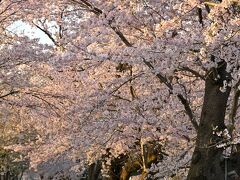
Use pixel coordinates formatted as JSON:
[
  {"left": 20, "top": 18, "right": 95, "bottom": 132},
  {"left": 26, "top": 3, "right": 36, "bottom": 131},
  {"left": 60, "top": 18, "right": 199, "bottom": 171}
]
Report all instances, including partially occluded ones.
[{"left": 7, "top": 20, "right": 54, "bottom": 45}]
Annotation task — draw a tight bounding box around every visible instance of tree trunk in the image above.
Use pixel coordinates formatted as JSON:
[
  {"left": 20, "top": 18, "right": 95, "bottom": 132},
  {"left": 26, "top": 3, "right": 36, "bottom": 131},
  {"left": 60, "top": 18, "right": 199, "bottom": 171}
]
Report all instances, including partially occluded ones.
[{"left": 187, "top": 62, "right": 231, "bottom": 180}]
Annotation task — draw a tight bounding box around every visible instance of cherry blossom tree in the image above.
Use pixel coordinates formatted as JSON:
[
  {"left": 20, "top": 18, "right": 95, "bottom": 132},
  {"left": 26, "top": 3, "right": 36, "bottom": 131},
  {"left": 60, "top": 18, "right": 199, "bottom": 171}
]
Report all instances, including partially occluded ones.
[{"left": 1, "top": 0, "right": 240, "bottom": 179}]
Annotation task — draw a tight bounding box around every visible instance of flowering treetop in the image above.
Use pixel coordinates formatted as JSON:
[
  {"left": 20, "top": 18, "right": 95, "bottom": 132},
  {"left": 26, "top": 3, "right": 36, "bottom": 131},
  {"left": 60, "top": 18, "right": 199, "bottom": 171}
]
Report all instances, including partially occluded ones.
[{"left": 0, "top": 0, "right": 239, "bottom": 178}]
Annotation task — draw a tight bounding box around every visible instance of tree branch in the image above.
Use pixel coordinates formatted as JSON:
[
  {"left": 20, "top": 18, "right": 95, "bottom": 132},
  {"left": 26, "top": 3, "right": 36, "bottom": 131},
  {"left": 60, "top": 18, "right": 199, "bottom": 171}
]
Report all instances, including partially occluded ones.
[
  {"left": 72, "top": 0, "right": 199, "bottom": 131},
  {"left": 177, "top": 94, "right": 199, "bottom": 130},
  {"left": 32, "top": 21, "right": 58, "bottom": 46},
  {"left": 142, "top": 58, "right": 199, "bottom": 130},
  {"left": 0, "top": 90, "right": 19, "bottom": 99},
  {"left": 197, "top": 8, "right": 204, "bottom": 27},
  {"left": 178, "top": 66, "right": 205, "bottom": 80}
]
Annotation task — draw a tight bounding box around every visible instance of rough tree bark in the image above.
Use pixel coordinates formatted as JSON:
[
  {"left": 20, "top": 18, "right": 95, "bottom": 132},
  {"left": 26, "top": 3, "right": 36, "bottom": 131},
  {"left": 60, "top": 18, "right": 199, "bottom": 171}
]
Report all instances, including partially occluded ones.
[{"left": 187, "top": 61, "right": 231, "bottom": 180}]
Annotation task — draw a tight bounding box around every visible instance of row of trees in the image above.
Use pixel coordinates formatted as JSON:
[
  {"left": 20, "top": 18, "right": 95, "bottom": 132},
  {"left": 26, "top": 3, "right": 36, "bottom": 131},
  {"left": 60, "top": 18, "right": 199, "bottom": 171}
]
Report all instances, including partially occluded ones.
[{"left": 0, "top": 0, "right": 239, "bottom": 179}]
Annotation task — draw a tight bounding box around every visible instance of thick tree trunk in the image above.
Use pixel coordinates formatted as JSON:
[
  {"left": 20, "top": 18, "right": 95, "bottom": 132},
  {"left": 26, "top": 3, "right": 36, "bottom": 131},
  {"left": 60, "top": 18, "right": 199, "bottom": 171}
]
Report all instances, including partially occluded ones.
[{"left": 187, "top": 62, "right": 231, "bottom": 180}]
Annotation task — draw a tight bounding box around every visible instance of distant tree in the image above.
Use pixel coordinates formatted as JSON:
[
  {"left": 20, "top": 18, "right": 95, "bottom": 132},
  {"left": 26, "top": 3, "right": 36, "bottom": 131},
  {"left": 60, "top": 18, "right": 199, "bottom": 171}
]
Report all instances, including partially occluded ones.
[{"left": 1, "top": 0, "right": 239, "bottom": 179}]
